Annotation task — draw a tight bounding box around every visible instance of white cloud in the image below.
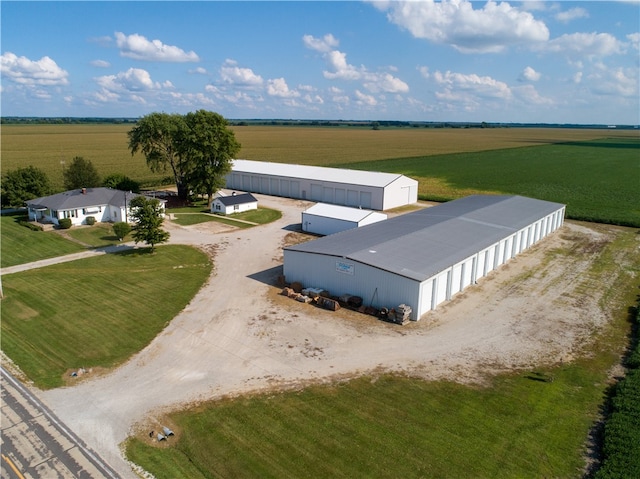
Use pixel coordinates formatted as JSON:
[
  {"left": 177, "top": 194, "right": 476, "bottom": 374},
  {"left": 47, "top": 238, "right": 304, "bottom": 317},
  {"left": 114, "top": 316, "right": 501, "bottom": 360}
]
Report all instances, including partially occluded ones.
[
  {"left": 627, "top": 32, "right": 640, "bottom": 51},
  {"left": 555, "top": 7, "right": 589, "bottom": 23},
  {"left": 91, "top": 59, "right": 111, "bottom": 68},
  {"left": 354, "top": 89, "right": 377, "bottom": 106},
  {"left": 589, "top": 65, "right": 638, "bottom": 97},
  {"left": 418, "top": 66, "right": 430, "bottom": 79},
  {"left": 189, "top": 67, "right": 208, "bottom": 75},
  {"left": 1, "top": 52, "right": 69, "bottom": 85},
  {"left": 94, "top": 68, "right": 167, "bottom": 95},
  {"left": 266, "top": 77, "right": 300, "bottom": 98},
  {"left": 542, "top": 32, "right": 624, "bottom": 57},
  {"left": 573, "top": 71, "right": 583, "bottom": 84},
  {"left": 114, "top": 32, "right": 199, "bottom": 62},
  {"left": 220, "top": 59, "right": 263, "bottom": 86},
  {"left": 373, "top": 0, "right": 549, "bottom": 53},
  {"left": 519, "top": 66, "right": 541, "bottom": 82},
  {"left": 433, "top": 70, "right": 512, "bottom": 100},
  {"left": 305, "top": 34, "right": 408, "bottom": 93},
  {"left": 302, "top": 33, "right": 339, "bottom": 53},
  {"left": 513, "top": 84, "right": 554, "bottom": 105}
]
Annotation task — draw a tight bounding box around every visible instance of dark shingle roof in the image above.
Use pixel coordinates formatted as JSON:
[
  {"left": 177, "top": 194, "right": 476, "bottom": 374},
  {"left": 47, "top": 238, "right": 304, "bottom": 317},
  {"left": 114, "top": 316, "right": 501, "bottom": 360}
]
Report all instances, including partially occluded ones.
[
  {"left": 25, "top": 188, "right": 159, "bottom": 210},
  {"left": 215, "top": 193, "right": 257, "bottom": 206},
  {"left": 285, "top": 195, "right": 565, "bottom": 281}
]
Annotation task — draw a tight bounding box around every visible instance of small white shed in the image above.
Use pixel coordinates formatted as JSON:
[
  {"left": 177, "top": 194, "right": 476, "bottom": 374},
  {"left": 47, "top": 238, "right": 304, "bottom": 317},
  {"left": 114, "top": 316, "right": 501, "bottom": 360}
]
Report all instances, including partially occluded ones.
[
  {"left": 302, "top": 203, "right": 387, "bottom": 236},
  {"left": 211, "top": 192, "right": 258, "bottom": 215}
]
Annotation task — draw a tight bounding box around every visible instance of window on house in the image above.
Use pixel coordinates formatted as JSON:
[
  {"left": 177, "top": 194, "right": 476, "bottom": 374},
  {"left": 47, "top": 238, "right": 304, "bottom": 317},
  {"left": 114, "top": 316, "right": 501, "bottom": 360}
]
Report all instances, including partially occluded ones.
[
  {"left": 216, "top": 204, "right": 221, "bottom": 210},
  {"left": 234, "top": 205, "right": 239, "bottom": 211}
]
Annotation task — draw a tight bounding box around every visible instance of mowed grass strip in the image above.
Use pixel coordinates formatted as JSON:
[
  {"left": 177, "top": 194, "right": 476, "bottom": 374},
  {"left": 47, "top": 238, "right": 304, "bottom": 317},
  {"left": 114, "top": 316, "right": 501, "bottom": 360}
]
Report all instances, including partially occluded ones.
[
  {"left": 1, "top": 214, "right": 85, "bottom": 268},
  {"left": 1, "top": 245, "right": 211, "bottom": 389},
  {"left": 339, "top": 138, "right": 640, "bottom": 227},
  {"left": 65, "top": 222, "right": 131, "bottom": 247},
  {"left": 126, "top": 369, "right": 603, "bottom": 479}
]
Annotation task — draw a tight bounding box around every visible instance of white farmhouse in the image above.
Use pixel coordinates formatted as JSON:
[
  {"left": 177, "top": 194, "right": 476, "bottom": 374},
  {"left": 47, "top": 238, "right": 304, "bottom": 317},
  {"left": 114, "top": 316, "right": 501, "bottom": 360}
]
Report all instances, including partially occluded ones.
[
  {"left": 284, "top": 195, "right": 565, "bottom": 320},
  {"left": 26, "top": 188, "right": 165, "bottom": 226},
  {"left": 211, "top": 192, "right": 258, "bottom": 215}
]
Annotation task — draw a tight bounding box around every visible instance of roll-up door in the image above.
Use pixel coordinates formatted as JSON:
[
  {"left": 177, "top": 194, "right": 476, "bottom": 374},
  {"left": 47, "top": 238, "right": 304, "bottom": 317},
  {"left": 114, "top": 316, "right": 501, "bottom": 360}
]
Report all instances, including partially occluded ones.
[
  {"left": 260, "top": 177, "right": 269, "bottom": 194},
  {"left": 311, "top": 184, "right": 323, "bottom": 201},
  {"left": 347, "top": 190, "right": 358, "bottom": 206},
  {"left": 323, "top": 187, "right": 334, "bottom": 203},
  {"left": 360, "top": 191, "right": 372, "bottom": 209},
  {"left": 270, "top": 178, "right": 279, "bottom": 195},
  {"left": 290, "top": 181, "right": 300, "bottom": 198},
  {"left": 280, "top": 179, "right": 290, "bottom": 197},
  {"left": 335, "top": 188, "right": 346, "bottom": 205}
]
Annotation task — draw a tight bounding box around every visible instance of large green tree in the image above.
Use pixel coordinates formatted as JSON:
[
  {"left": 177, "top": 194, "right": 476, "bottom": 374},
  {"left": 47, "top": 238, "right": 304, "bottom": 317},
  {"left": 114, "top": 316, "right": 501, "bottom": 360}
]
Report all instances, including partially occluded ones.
[
  {"left": 180, "top": 110, "right": 241, "bottom": 208},
  {"left": 63, "top": 156, "right": 101, "bottom": 190},
  {"left": 127, "top": 113, "right": 188, "bottom": 199},
  {"left": 128, "top": 195, "right": 170, "bottom": 252},
  {"left": 102, "top": 173, "right": 141, "bottom": 193},
  {"left": 1, "top": 166, "right": 51, "bottom": 207}
]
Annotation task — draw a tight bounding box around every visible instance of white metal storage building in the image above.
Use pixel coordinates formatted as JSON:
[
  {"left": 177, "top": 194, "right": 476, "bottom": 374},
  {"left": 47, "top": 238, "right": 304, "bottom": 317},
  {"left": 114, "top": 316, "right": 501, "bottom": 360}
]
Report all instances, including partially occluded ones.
[
  {"left": 302, "top": 203, "right": 388, "bottom": 236},
  {"left": 284, "top": 195, "right": 565, "bottom": 320},
  {"left": 225, "top": 159, "right": 418, "bottom": 210}
]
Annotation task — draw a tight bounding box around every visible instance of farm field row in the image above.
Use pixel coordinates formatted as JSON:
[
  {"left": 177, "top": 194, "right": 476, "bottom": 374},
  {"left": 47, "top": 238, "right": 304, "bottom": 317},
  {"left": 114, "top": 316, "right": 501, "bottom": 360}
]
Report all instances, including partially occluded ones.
[{"left": 3, "top": 123, "right": 638, "bottom": 188}]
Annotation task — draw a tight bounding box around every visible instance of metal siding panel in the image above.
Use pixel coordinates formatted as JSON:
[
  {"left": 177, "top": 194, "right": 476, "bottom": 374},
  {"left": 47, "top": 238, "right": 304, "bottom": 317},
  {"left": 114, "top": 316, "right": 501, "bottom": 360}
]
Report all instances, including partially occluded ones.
[
  {"left": 260, "top": 177, "right": 269, "bottom": 194},
  {"left": 435, "top": 272, "right": 448, "bottom": 306},
  {"left": 270, "top": 178, "right": 279, "bottom": 195},
  {"left": 283, "top": 251, "right": 419, "bottom": 316},
  {"left": 242, "top": 175, "right": 251, "bottom": 191},
  {"left": 451, "top": 263, "right": 462, "bottom": 296},
  {"left": 335, "top": 188, "right": 346, "bottom": 205},
  {"left": 311, "top": 184, "right": 323, "bottom": 201},
  {"left": 347, "top": 190, "right": 359, "bottom": 206},
  {"left": 290, "top": 181, "right": 300, "bottom": 197},
  {"left": 280, "top": 179, "right": 290, "bottom": 197},
  {"left": 323, "top": 187, "right": 334, "bottom": 203},
  {"left": 360, "top": 191, "right": 372, "bottom": 209}
]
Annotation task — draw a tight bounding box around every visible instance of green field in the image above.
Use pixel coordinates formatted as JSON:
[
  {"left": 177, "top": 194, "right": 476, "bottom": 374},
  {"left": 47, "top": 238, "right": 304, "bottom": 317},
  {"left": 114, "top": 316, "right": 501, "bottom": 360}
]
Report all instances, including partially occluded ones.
[
  {"left": 1, "top": 245, "right": 211, "bottom": 389},
  {"left": 339, "top": 138, "right": 640, "bottom": 226}
]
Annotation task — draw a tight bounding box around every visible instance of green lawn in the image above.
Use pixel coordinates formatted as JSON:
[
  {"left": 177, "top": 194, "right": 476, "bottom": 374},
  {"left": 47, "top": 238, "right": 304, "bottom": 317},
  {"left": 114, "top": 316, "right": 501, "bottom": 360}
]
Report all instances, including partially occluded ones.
[
  {"left": 1, "top": 245, "right": 211, "bottom": 389},
  {"left": 340, "top": 138, "right": 640, "bottom": 227},
  {"left": 125, "top": 366, "right": 608, "bottom": 479},
  {"left": 65, "top": 222, "right": 131, "bottom": 247},
  {"left": 1, "top": 214, "right": 85, "bottom": 268},
  {"left": 171, "top": 207, "right": 281, "bottom": 227}
]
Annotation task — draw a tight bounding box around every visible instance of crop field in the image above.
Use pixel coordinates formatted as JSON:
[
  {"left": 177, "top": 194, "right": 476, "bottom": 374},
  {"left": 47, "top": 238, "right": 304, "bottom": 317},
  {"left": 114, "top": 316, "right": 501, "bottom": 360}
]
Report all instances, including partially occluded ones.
[{"left": 3, "top": 123, "right": 638, "bottom": 189}]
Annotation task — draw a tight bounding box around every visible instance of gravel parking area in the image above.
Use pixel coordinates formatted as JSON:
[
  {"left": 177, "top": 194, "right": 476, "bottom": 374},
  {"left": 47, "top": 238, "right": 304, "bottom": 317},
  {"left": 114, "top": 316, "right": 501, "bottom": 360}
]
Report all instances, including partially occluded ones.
[{"left": 37, "top": 194, "right": 626, "bottom": 478}]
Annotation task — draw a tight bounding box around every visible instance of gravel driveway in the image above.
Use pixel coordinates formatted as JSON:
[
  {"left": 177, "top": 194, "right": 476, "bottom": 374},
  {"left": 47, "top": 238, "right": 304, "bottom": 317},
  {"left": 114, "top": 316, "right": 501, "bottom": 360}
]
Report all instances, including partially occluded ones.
[{"left": 36, "top": 194, "right": 623, "bottom": 478}]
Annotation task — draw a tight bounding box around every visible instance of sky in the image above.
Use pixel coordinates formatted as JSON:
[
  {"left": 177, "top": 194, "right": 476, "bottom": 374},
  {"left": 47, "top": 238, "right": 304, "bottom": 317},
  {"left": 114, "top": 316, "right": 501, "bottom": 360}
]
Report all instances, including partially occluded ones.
[{"left": 1, "top": 1, "right": 639, "bottom": 124}]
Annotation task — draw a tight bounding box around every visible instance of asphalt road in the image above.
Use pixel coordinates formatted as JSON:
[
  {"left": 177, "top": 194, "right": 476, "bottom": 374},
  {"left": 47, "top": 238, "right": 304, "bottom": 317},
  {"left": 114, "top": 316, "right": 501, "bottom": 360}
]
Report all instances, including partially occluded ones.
[{"left": 1, "top": 367, "right": 120, "bottom": 479}]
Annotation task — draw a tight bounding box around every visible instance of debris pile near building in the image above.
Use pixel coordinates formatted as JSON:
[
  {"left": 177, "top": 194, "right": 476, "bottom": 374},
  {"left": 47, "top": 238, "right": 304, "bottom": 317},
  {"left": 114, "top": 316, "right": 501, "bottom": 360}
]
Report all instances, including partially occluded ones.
[{"left": 280, "top": 282, "right": 414, "bottom": 324}]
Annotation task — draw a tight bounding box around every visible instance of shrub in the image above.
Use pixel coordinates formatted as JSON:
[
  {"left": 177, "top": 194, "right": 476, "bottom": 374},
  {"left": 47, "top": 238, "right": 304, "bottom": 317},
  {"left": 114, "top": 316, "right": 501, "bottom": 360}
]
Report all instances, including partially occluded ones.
[
  {"left": 18, "top": 220, "right": 43, "bottom": 232},
  {"left": 112, "top": 221, "right": 131, "bottom": 241},
  {"left": 85, "top": 216, "right": 96, "bottom": 226},
  {"left": 58, "top": 218, "right": 72, "bottom": 229}
]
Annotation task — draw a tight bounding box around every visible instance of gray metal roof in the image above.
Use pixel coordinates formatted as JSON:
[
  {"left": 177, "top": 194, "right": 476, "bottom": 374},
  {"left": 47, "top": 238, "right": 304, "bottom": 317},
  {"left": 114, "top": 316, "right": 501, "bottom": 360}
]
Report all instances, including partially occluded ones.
[
  {"left": 231, "top": 159, "right": 416, "bottom": 188},
  {"left": 285, "top": 195, "right": 565, "bottom": 282},
  {"left": 215, "top": 193, "right": 257, "bottom": 206},
  {"left": 25, "top": 188, "right": 157, "bottom": 210},
  {"left": 303, "top": 203, "right": 387, "bottom": 223}
]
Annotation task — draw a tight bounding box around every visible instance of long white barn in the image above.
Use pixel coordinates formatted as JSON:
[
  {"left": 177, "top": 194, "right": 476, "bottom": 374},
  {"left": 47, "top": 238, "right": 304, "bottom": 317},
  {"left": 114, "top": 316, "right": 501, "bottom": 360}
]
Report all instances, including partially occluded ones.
[
  {"left": 225, "top": 159, "right": 418, "bottom": 210},
  {"left": 284, "top": 195, "right": 565, "bottom": 320}
]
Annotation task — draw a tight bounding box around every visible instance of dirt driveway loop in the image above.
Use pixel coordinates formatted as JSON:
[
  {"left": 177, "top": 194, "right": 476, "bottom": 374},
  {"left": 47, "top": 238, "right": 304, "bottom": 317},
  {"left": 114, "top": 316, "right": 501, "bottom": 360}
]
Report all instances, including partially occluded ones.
[{"left": 26, "top": 193, "right": 617, "bottom": 478}]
